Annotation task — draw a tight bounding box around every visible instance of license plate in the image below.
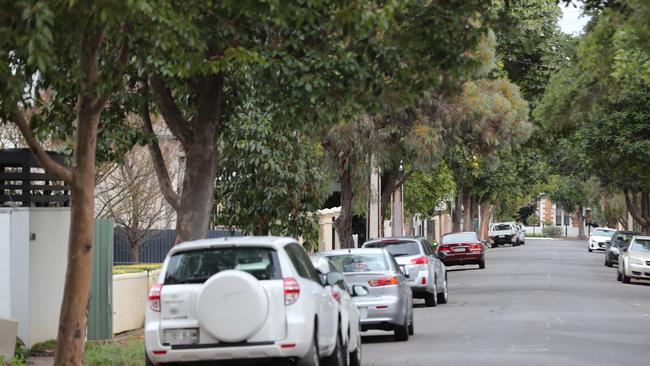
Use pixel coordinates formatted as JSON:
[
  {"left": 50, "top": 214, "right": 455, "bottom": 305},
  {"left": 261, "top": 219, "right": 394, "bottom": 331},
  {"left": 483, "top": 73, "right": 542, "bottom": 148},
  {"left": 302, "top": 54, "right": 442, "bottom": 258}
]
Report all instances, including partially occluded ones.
[
  {"left": 163, "top": 328, "right": 199, "bottom": 345},
  {"left": 452, "top": 247, "right": 466, "bottom": 252},
  {"left": 499, "top": 235, "right": 505, "bottom": 238},
  {"left": 359, "top": 307, "right": 368, "bottom": 320}
]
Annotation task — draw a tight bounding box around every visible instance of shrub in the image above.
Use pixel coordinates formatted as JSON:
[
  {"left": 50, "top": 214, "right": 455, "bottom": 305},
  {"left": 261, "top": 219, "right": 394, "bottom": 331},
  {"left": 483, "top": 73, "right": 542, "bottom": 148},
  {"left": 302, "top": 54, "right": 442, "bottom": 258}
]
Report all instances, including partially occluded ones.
[{"left": 542, "top": 225, "right": 564, "bottom": 238}]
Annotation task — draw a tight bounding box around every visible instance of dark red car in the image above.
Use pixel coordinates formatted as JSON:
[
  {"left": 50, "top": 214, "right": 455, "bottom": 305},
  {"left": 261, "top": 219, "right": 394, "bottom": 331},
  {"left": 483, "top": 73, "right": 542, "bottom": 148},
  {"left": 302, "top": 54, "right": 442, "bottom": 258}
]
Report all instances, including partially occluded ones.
[{"left": 438, "top": 232, "right": 486, "bottom": 269}]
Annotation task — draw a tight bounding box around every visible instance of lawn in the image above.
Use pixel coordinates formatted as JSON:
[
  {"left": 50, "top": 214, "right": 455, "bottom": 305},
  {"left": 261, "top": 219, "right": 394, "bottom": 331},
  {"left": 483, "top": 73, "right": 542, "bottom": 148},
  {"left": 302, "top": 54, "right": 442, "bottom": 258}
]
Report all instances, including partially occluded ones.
[{"left": 113, "top": 263, "right": 162, "bottom": 275}]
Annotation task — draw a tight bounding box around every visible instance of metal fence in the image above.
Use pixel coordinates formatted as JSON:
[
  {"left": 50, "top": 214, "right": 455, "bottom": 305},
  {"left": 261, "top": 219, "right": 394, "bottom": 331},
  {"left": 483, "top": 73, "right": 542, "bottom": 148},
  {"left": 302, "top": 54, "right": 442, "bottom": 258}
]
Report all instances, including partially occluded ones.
[{"left": 113, "top": 228, "right": 242, "bottom": 264}]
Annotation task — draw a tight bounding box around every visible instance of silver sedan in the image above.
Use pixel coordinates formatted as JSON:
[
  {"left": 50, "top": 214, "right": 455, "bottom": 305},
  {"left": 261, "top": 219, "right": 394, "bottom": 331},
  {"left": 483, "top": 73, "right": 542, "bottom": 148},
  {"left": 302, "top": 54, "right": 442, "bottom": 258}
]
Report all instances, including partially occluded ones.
[{"left": 317, "top": 248, "right": 414, "bottom": 342}]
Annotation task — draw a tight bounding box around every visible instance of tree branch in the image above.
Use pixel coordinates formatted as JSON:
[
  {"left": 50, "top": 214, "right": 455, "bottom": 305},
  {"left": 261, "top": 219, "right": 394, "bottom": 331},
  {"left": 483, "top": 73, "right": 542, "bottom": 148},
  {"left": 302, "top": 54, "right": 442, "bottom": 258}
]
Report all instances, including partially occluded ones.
[
  {"left": 93, "top": 22, "right": 132, "bottom": 113},
  {"left": 141, "top": 103, "right": 181, "bottom": 211},
  {"left": 149, "top": 74, "right": 193, "bottom": 146},
  {"left": 624, "top": 188, "right": 648, "bottom": 228},
  {"left": 10, "top": 108, "right": 73, "bottom": 183}
]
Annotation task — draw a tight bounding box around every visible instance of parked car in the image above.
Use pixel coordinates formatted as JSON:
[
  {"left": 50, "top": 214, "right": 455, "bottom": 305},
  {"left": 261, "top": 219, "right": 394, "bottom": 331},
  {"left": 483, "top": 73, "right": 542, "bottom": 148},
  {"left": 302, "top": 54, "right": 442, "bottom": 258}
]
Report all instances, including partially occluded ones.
[
  {"left": 588, "top": 227, "right": 616, "bottom": 252},
  {"left": 439, "top": 232, "right": 486, "bottom": 269},
  {"left": 318, "top": 248, "right": 414, "bottom": 341},
  {"left": 515, "top": 224, "right": 526, "bottom": 245},
  {"left": 617, "top": 236, "right": 650, "bottom": 283},
  {"left": 310, "top": 256, "right": 363, "bottom": 366},
  {"left": 604, "top": 231, "right": 642, "bottom": 267},
  {"left": 361, "top": 237, "right": 448, "bottom": 307},
  {"left": 488, "top": 222, "right": 519, "bottom": 247},
  {"left": 144, "top": 236, "right": 347, "bottom": 366}
]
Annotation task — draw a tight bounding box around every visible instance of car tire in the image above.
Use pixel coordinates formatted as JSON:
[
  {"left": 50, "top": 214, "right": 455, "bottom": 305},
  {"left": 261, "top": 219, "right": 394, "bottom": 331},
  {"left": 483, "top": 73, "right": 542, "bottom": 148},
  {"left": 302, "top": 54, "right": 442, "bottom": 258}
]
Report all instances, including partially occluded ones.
[
  {"left": 588, "top": 247, "right": 593, "bottom": 253},
  {"left": 605, "top": 258, "right": 613, "bottom": 267},
  {"left": 323, "top": 330, "right": 347, "bottom": 366},
  {"left": 622, "top": 271, "right": 631, "bottom": 284},
  {"left": 408, "top": 313, "right": 414, "bottom": 336},
  {"left": 617, "top": 270, "right": 622, "bottom": 281},
  {"left": 145, "top": 351, "right": 155, "bottom": 366},
  {"left": 437, "top": 276, "right": 449, "bottom": 304},
  {"left": 394, "top": 321, "right": 409, "bottom": 342},
  {"left": 479, "top": 261, "right": 486, "bottom": 269},
  {"left": 298, "top": 329, "right": 321, "bottom": 366},
  {"left": 424, "top": 284, "right": 438, "bottom": 307},
  {"left": 349, "top": 331, "right": 362, "bottom": 366}
]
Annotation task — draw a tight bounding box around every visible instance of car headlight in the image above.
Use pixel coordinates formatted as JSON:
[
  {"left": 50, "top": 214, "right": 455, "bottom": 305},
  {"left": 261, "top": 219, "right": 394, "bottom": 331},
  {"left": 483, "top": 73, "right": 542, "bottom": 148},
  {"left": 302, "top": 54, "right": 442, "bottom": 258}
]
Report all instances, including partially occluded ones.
[
  {"left": 630, "top": 257, "right": 644, "bottom": 265},
  {"left": 611, "top": 247, "right": 619, "bottom": 254}
]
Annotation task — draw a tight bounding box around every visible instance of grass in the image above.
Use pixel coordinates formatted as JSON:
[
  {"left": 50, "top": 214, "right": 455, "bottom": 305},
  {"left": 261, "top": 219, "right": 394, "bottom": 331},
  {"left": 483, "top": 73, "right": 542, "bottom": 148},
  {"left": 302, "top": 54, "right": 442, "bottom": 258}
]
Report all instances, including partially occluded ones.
[
  {"left": 84, "top": 340, "right": 144, "bottom": 366},
  {"left": 113, "top": 263, "right": 162, "bottom": 275},
  {"left": 27, "top": 339, "right": 56, "bottom": 356}
]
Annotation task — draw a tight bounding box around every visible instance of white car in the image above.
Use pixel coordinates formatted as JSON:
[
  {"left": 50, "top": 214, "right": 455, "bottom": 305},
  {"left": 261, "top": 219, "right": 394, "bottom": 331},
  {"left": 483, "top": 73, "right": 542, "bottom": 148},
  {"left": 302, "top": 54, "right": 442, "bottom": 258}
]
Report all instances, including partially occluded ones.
[
  {"left": 588, "top": 228, "right": 616, "bottom": 252},
  {"left": 617, "top": 236, "right": 650, "bottom": 283},
  {"left": 144, "top": 236, "right": 347, "bottom": 366},
  {"left": 311, "top": 256, "right": 363, "bottom": 366}
]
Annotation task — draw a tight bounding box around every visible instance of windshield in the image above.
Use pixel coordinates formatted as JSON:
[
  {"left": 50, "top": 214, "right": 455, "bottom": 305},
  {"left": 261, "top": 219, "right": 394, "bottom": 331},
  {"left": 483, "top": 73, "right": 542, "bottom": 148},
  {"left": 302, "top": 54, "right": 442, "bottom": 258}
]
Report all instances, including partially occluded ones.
[
  {"left": 630, "top": 239, "right": 650, "bottom": 252},
  {"left": 363, "top": 240, "right": 421, "bottom": 257},
  {"left": 164, "top": 247, "right": 282, "bottom": 284},
  {"left": 324, "top": 253, "right": 389, "bottom": 273},
  {"left": 593, "top": 229, "right": 615, "bottom": 237},
  {"left": 492, "top": 224, "right": 513, "bottom": 231},
  {"left": 443, "top": 233, "right": 478, "bottom": 244}
]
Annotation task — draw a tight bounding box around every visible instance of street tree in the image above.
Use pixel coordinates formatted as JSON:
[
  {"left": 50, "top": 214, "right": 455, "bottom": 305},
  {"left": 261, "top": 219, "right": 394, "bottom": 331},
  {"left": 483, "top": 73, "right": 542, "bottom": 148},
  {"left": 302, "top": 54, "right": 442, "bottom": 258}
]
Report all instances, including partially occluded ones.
[{"left": 0, "top": 1, "right": 139, "bottom": 363}]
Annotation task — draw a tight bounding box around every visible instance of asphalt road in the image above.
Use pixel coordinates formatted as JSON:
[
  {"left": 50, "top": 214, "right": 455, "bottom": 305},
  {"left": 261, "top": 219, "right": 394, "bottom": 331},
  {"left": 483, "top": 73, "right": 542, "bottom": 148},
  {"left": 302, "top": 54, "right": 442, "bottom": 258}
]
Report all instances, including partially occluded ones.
[{"left": 361, "top": 238, "right": 650, "bottom": 366}]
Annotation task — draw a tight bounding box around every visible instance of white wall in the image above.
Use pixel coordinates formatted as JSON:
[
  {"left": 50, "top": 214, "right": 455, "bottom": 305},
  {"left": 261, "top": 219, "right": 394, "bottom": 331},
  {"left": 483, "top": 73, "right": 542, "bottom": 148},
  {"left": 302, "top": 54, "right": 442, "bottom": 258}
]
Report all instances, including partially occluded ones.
[
  {"left": 0, "top": 212, "right": 11, "bottom": 319},
  {"left": 9, "top": 209, "right": 29, "bottom": 344},
  {"left": 112, "top": 270, "right": 160, "bottom": 334},
  {"left": 28, "top": 208, "right": 70, "bottom": 346}
]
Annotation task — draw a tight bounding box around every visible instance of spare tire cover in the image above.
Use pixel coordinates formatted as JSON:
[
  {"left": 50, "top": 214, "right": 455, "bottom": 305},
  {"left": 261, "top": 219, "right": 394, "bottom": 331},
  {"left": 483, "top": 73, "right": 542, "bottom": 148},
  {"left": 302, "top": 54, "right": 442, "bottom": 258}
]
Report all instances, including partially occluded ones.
[{"left": 196, "top": 270, "right": 269, "bottom": 342}]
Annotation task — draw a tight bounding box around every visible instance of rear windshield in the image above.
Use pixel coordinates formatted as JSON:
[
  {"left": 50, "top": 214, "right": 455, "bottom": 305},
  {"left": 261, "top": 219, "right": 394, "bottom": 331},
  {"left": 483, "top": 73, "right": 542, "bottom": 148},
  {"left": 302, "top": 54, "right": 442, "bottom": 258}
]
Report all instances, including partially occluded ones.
[
  {"left": 492, "top": 224, "right": 512, "bottom": 231},
  {"left": 593, "top": 229, "right": 615, "bottom": 237},
  {"left": 324, "top": 253, "right": 389, "bottom": 273},
  {"left": 442, "top": 233, "right": 478, "bottom": 244},
  {"left": 363, "top": 241, "right": 421, "bottom": 257},
  {"left": 164, "top": 247, "right": 281, "bottom": 284},
  {"left": 631, "top": 239, "right": 650, "bottom": 252}
]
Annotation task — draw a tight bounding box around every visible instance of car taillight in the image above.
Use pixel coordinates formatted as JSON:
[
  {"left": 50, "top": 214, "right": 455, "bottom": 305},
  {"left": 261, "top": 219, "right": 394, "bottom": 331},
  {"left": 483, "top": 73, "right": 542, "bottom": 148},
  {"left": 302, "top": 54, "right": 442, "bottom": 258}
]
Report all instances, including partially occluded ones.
[
  {"left": 439, "top": 247, "right": 451, "bottom": 253},
  {"left": 284, "top": 278, "right": 300, "bottom": 305},
  {"left": 469, "top": 244, "right": 483, "bottom": 252},
  {"left": 410, "top": 256, "right": 429, "bottom": 265},
  {"left": 331, "top": 291, "right": 341, "bottom": 303},
  {"left": 148, "top": 283, "right": 162, "bottom": 312},
  {"left": 368, "top": 276, "right": 399, "bottom": 287}
]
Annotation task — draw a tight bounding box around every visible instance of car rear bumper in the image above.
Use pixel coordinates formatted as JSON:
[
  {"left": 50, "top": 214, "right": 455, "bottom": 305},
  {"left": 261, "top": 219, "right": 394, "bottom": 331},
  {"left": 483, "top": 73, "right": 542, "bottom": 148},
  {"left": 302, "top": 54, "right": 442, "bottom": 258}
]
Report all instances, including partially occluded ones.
[
  {"left": 145, "top": 318, "right": 312, "bottom": 364},
  {"left": 355, "top": 297, "right": 406, "bottom": 329},
  {"left": 442, "top": 253, "right": 484, "bottom": 266}
]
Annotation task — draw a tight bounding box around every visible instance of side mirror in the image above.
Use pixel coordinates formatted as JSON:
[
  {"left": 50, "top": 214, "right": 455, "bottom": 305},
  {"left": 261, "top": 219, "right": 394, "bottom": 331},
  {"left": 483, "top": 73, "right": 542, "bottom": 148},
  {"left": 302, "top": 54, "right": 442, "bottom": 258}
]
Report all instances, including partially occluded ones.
[
  {"left": 326, "top": 271, "right": 344, "bottom": 287},
  {"left": 351, "top": 284, "right": 369, "bottom": 297},
  {"left": 438, "top": 252, "right": 448, "bottom": 260}
]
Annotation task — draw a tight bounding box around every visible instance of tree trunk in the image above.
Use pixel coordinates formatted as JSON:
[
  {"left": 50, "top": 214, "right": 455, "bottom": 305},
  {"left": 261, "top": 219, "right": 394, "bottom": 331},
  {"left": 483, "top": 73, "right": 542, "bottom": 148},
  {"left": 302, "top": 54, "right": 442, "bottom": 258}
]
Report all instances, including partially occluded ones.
[
  {"left": 130, "top": 242, "right": 141, "bottom": 263},
  {"left": 576, "top": 205, "right": 585, "bottom": 238},
  {"left": 256, "top": 218, "right": 270, "bottom": 236},
  {"left": 462, "top": 190, "right": 472, "bottom": 232},
  {"left": 54, "top": 106, "right": 101, "bottom": 365},
  {"left": 334, "top": 160, "right": 355, "bottom": 249},
  {"left": 623, "top": 189, "right": 650, "bottom": 234},
  {"left": 452, "top": 182, "right": 463, "bottom": 232},
  {"left": 174, "top": 144, "right": 218, "bottom": 243},
  {"left": 479, "top": 203, "right": 491, "bottom": 240},
  {"left": 467, "top": 196, "right": 478, "bottom": 233},
  {"left": 404, "top": 213, "right": 414, "bottom": 236}
]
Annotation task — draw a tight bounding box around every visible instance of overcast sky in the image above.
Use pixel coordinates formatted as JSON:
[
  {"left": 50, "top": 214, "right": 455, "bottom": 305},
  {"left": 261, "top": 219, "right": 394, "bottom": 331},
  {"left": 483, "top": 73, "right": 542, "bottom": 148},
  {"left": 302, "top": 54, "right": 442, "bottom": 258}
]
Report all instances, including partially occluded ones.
[{"left": 558, "top": 2, "right": 590, "bottom": 35}]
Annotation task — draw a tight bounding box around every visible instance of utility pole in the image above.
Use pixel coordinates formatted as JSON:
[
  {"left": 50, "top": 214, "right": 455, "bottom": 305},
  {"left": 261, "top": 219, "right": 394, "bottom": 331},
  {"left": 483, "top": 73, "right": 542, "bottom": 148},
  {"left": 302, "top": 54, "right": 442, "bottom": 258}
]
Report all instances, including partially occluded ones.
[{"left": 367, "top": 153, "right": 381, "bottom": 240}]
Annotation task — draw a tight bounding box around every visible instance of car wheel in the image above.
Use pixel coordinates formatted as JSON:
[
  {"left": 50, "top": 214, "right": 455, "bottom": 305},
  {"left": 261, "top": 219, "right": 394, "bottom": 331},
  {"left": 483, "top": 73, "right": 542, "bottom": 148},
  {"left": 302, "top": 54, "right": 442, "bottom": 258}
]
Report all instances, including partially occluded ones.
[
  {"left": 437, "top": 276, "right": 449, "bottom": 304},
  {"left": 323, "top": 330, "right": 347, "bottom": 366},
  {"left": 588, "top": 247, "right": 593, "bottom": 253},
  {"left": 478, "top": 261, "right": 486, "bottom": 269},
  {"left": 408, "top": 313, "right": 414, "bottom": 336},
  {"left": 394, "top": 319, "right": 409, "bottom": 342},
  {"left": 424, "top": 283, "right": 438, "bottom": 307},
  {"left": 622, "top": 271, "right": 631, "bottom": 284},
  {"left": 145, "top": 351, "right": 155, "bottom": 366},
  {"left": 297, "top": 329, "right": 320, "bottom": 366},
  {"left": 617, "top": 269, "right": 622, "bottom": 281},
  {"left": 349, "top": 331, "right": 362, "bottom": 366},
  {"left": 605, "top": 258, "right": 613, "bottom": 267}
]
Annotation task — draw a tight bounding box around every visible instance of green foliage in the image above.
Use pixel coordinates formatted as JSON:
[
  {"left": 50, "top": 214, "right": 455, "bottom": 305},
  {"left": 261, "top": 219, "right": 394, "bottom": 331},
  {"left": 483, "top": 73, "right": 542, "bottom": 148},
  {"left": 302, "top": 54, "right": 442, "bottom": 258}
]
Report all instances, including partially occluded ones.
[
  {"left": 526, "top": 214, "right": 540, "bottom": 226},
  {"left": 542, "top": 225, "right": 564, "bottom": 238},
  {"left": 404, "top": 163, "right": 454, "bottom": 216},
  {"left": 214, "top": 102, "right": 327, "bottom": 247},
  {"left": 83, "top": 340, "right": 144, "bottom": 366},
  {"left": 27, "top": 339, "right": 56, "bottom": 356},
  {"left": 113, "top": 264, "right": 162, "bottom": 275},
  {"left": 546, "top": 175, "right": 587, "bottom": 215}
]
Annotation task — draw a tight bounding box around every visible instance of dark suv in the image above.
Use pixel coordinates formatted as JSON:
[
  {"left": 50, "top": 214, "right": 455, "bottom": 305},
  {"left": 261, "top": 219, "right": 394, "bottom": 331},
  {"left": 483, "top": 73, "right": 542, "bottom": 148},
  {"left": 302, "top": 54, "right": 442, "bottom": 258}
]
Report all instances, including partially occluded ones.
[{"left": 604, "top": 230, "right": 642, "bottom": 267}]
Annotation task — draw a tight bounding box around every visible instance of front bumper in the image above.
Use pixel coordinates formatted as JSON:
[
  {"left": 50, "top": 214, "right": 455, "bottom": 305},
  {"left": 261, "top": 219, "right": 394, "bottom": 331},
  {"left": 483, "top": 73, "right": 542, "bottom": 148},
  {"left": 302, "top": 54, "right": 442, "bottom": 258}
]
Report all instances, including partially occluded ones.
[
  {"left": 590, "top": 241, "right": 609, "bottom": 250},
  {"left": 627, "top": 263, "right": 650, "bottom": 280}
]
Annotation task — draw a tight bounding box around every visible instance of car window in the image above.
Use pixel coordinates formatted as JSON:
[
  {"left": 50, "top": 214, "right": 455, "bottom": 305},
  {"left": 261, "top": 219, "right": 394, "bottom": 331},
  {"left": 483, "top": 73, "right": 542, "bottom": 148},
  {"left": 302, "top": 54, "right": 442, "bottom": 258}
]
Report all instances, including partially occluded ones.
[
  {"left": 630, "top": 239, "right": 650, "bottom": 252},
  {"left": 164, "top": 247, "right": 282, "bottom": 284},
  {"left": 421, "top": 241, "right": 432, "bottom": 256},
  {"left": 593, "top": 229, "right": 614, "bottom": 237},
  {"left": 285, "top": 243, "right": 321, "bottom": 283},
  {"left": 328, "top": 262, "right": 348, "bottom": 291},
  {"left": 324, "top": 253, "right": 389, "bottom": 273},
  {"left": 492, "top": 224, "right": 512, "bottom": 231},
  {"left": 363, "top": 240, "right": 421, "bottom": 257},
  {"left": 442, "top": 232, "right": 478, "bottom": 244}
]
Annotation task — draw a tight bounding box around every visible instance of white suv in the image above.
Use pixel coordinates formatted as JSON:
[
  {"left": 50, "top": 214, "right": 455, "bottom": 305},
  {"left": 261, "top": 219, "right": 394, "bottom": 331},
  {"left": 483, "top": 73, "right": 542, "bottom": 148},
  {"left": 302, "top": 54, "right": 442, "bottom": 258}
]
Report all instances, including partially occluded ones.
[{"left": 145, "top": 236, "right": 346, "bottom": 366}]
